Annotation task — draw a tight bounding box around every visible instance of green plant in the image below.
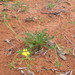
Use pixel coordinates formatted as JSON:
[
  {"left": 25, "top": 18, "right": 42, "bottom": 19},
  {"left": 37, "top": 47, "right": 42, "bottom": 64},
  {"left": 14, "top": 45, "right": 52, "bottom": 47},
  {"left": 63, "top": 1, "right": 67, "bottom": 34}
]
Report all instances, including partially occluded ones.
[
  {"left": 67, "top": 48, "right": 72, "bottom": 54},
  {"left": 21, "top": 29, "right": 54, "bottom": 54},
  {"left": 59, "top": 35, "right": 64, "bottom": 39},
  {"left": 68, "top": 21, "right": 75, "bottom": 24},
  {"left": 26, "top": 64, "right": 32, "bottom": 70},
  {"left": 55, "top": 60, "right": 62, "bottom": 68},
  {"left": 47, "top": 3, "right": 55, "bottom": 9},
  {"left": 54, "top": 0, "right": 60, "bottom": 2},
  {"left": 11, "top": 1, "right": 29, "bottom": 12},
  {"left": 0, "top": 0, "right": 9, "bottom": 1},
  {"left": 38, "top": 16, "right": 43, "bottom": 22},
  {"left": 8, "top": 61, "right": 16, "bottom": 69}
]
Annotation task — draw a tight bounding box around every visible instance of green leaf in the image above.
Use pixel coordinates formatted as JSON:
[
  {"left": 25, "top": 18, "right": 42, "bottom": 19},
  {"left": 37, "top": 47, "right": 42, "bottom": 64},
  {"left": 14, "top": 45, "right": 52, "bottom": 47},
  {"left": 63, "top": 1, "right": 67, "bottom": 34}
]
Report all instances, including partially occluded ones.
[
  {"left": 21, "top": 29, "right": 54, "bottom": 53},
  {"left": 16, "top": 50, "right": 23, "bottom": 54}
]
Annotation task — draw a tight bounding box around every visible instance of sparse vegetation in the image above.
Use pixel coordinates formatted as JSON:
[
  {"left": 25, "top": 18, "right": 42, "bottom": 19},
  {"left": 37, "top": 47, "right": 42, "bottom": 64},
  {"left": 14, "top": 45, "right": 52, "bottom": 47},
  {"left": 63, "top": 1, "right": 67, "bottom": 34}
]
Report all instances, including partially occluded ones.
[
  {"left": 11, "top": 1, "right": 29, "bottom": 12},
  {"left": 59, "top": 35, "right": 64, "bottom": 39},
  {"left": 0, "top": 0, "right": 75, "bottom": 75},
  {"left": 38, "top": 16, "right": 43, "bottom": 22},
  {"left": 21, "top": 29, "right": 54, "bottom": 54},
  {"left": 47, "top": 3, "right": 55, "bottom": 9},
  {"left": 55, "top": 60, "right": 62, "bottom": 68},
  {"left": 68, "top": 21, "right": 75, "bottom": 24},
  {"left": 0, "top": 0, "right": 9, "bottom": 1},
  {"left": 54, "top": 0, "right": 60, "bottom": 2},
  {"left": 8, "top": 61, "right": 16, "bottom": 69}
]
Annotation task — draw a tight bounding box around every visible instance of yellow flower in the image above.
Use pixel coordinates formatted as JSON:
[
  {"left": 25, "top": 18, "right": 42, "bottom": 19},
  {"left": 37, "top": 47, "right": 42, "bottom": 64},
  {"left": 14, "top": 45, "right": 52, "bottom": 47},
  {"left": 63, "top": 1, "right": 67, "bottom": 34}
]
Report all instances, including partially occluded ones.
[{"left": 22, "top": 49, "right": 30, "bottom": 56}]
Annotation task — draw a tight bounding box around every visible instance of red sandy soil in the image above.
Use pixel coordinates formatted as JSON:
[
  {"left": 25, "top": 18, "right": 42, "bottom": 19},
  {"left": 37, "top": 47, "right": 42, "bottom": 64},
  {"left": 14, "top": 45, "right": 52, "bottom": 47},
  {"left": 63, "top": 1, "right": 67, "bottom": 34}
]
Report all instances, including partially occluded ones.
[{"left": 0, "top": 0, "right": 75, "bottom": 75}]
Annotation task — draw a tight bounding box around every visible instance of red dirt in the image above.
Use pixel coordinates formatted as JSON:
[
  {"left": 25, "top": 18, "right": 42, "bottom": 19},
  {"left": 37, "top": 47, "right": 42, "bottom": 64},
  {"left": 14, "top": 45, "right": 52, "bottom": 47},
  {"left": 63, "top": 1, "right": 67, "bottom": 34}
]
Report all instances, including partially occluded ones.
[{"left": 0, "top": 0, "right": 75, "bottom": 75}]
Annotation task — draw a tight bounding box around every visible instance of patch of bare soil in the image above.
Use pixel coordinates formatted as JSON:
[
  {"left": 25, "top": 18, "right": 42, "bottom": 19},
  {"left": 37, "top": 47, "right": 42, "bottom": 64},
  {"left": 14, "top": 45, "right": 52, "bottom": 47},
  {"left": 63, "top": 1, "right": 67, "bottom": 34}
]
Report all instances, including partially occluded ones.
[{"left": 0, "top": 0, "right": 75, "bottom": 75}]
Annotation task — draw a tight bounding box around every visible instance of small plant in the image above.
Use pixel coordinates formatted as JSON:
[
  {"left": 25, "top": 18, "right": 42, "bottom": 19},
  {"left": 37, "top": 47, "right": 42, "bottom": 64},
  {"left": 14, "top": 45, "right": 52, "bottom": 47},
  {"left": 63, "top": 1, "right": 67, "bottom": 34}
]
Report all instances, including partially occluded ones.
[
  {"left": 55, "top": 60, "right": 62, "bottom": 68},
  {"left": 26, "top": 64, "right": 32, "bottom": 70},
  {"left": 38, "top": 16, "right": 43, "bottom": 22},
  {"left": 1, "top": 12, "right": 9, "bottom": 20},
  {"left": 1, "top": 0, "right": 13, "bottom": 1},
  {"left": 8, "top": 61, "right": 16, "bottom": 69},
  {"left": 59, "top": 35, "right": 64, "bottom": 39},
  {"left": 0, "top": 0, "right": 9, "bottom": 1},
  {"left": 16, "top": 49, "right": 33, "bottom": 70},
  {"left": 21, "top": 29, "right": 54, "bottom": 54},
  {"left": 54, "top": 48, "right": 62, "bottom": 68},
  {"left": 68, "top": 21, "right": 75, "bottom": 24},
  {"left": 68, "top": 48, "right": 72, "bottom": 54},
  {"left": 17, "top": 48, "right": 31, "bottom": 64},
  {"left": 47, "top": 3, "right": 55, "bottom": 9},
  {"left": 54, "top": 0, "right": 60, "bottom": 2},
  {"left": 64, "top": 47, "right": 72, "bottom": 55},
  {"left": 0, "top": 0, "right": 3, "bottom": 1},
  {"left": 11, "top": 1, "right": 29, "bottom": 12}
]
